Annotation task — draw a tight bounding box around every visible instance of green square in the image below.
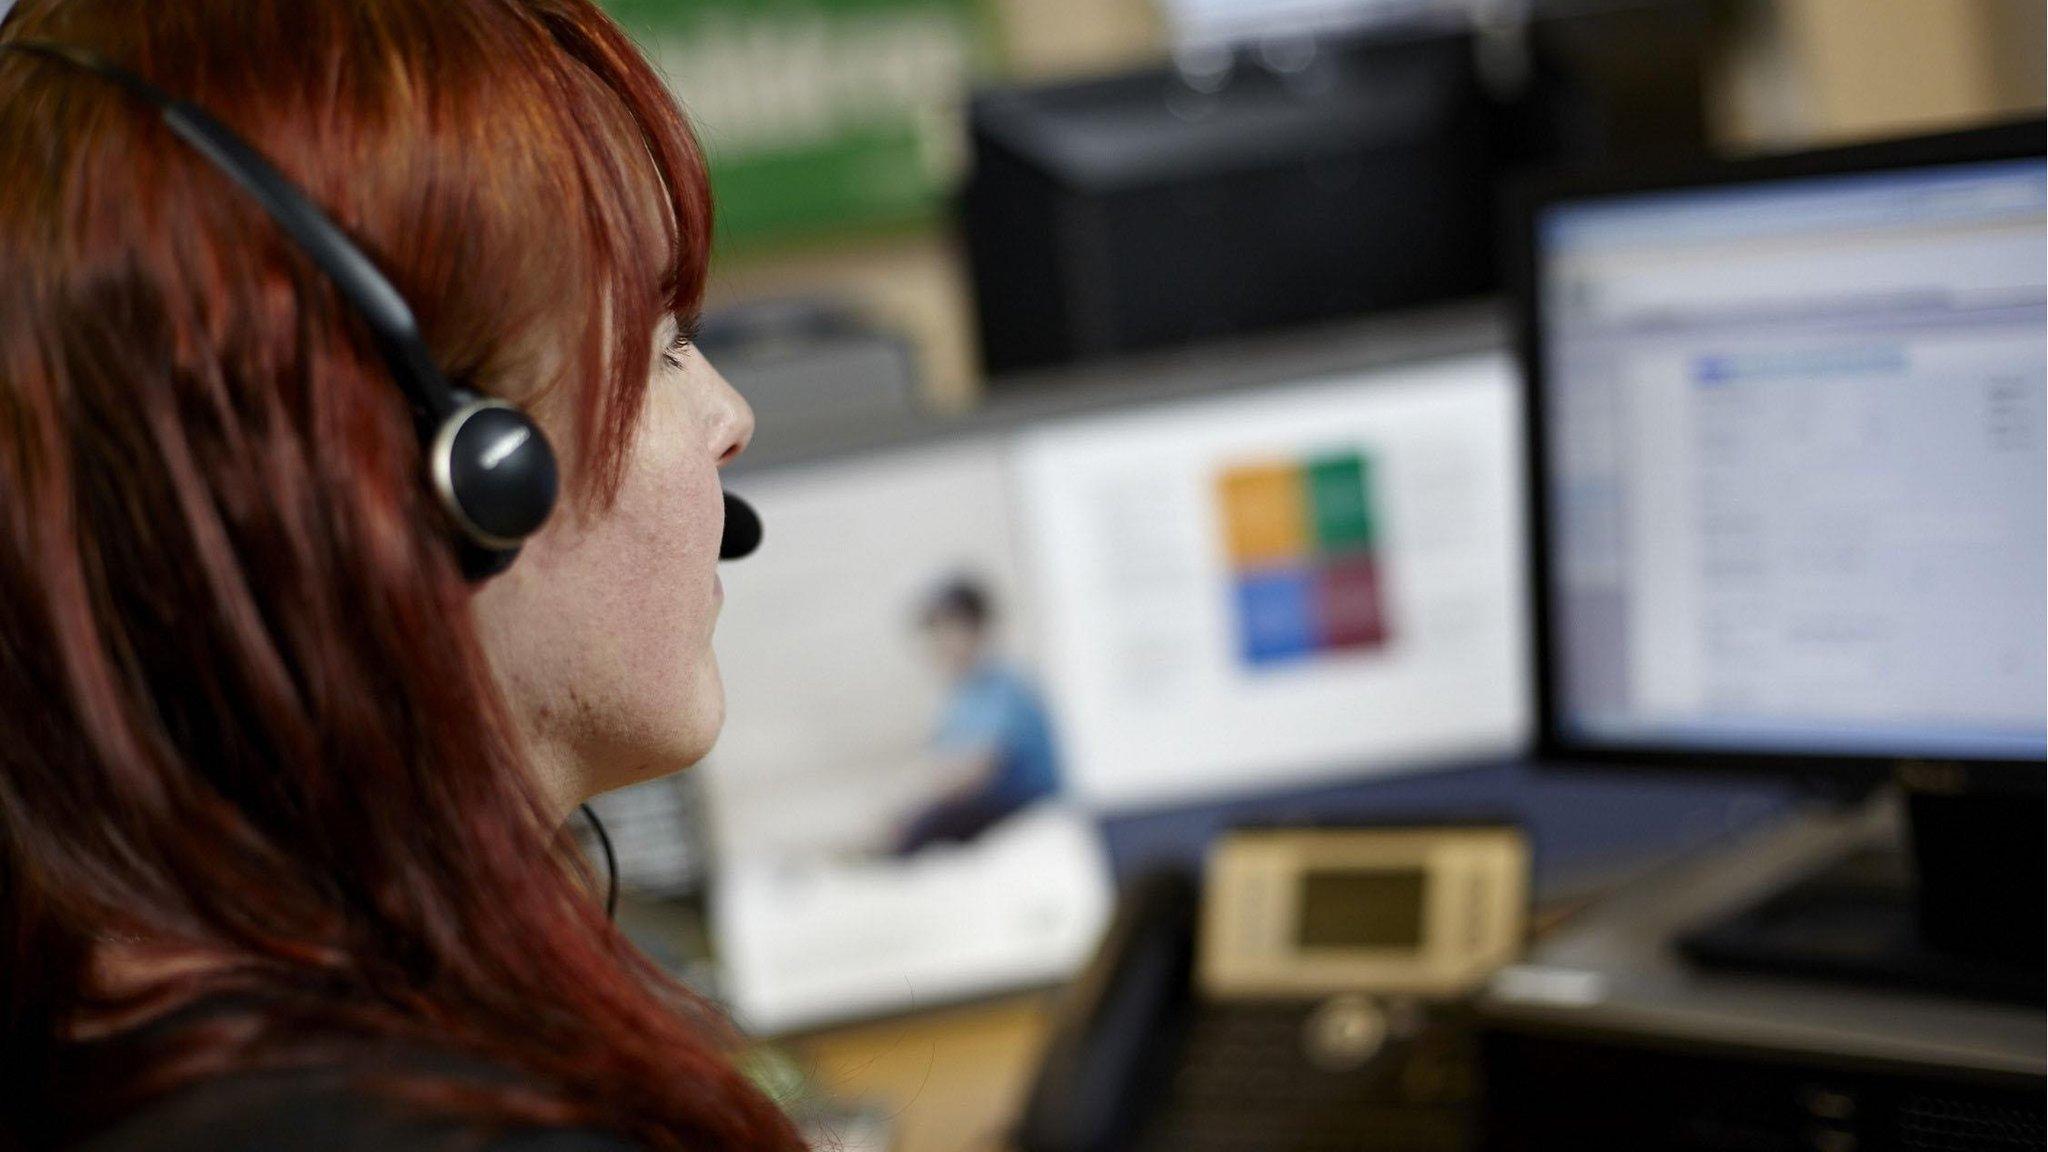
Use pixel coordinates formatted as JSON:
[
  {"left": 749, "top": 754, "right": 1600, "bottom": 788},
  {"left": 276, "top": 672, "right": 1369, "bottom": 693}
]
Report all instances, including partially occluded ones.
[{"left": 1307, "top": 453, "right": 1375, "bottom": 552}]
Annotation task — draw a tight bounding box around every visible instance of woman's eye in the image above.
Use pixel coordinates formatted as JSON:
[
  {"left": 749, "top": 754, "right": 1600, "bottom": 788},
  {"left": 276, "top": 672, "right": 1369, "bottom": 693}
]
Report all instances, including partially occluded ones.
[{"left": 662, "top": 320, "right": 700, "bottom": 371}]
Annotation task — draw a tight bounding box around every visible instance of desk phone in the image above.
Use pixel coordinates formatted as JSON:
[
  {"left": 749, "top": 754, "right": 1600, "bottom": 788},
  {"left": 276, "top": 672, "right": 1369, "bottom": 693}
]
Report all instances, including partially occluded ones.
[
  {"left": 1200, "top": 826, "right": 1526, "bottom": 1000},
  {"left": 1019, "top": 823, "right": 1529, "bottom": 1152}
]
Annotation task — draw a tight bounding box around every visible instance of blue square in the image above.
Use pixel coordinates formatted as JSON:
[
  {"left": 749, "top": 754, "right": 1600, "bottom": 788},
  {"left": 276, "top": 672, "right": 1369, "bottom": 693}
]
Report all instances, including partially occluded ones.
[{"left": 1235, "top": 569, "right": 1317, "bottom": 666}]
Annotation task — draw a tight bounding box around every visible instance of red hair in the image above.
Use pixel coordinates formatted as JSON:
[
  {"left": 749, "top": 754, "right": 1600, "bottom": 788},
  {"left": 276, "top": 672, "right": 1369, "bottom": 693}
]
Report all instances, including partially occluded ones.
[{"left": 0, "top": 1, "right": 799, "bottom": 1148}]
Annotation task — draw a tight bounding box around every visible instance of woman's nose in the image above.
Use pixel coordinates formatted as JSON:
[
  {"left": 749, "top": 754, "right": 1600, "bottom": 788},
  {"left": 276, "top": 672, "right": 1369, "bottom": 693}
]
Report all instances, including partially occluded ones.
[{"left": 709, "top": 363, "right": 754, "bottom": 467}]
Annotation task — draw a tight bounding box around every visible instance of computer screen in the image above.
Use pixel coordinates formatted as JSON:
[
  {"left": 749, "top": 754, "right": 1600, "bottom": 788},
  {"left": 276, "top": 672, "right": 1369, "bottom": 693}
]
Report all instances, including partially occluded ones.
[
  {"left": 1015, "top": 352, "right": 1530, "bottom": 808},
  {"left": 1530, "top": 146, "right": 2047, "bottom": 764},
  {"left": 705, "top": 438, "right": 1113, "bottom": 1033}
]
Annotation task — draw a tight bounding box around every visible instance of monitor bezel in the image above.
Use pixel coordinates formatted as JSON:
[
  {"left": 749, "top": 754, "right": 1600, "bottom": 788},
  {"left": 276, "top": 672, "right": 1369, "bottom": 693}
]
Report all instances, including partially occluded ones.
[{"left": 1510, "top": 117, "right": 2048, "bottom": 795}]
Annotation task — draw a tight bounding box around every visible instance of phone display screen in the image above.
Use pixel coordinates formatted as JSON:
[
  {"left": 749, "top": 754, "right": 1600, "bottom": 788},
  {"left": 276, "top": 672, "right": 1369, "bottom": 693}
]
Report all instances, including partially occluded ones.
[{"left": 1296, "top": 869, "right": 1428, "bottom": 950}]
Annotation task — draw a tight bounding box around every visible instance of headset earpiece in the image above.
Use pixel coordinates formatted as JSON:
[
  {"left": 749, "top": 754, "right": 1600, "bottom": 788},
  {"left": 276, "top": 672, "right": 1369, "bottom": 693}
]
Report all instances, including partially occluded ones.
[{"left": 432, "top": 390, "right": 560, "bottom": 553}]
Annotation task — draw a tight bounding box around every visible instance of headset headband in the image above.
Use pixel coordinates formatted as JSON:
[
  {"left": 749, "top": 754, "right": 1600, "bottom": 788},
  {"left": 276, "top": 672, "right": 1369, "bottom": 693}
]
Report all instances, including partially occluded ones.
[
  {"left": 1, "top": 39, "right": 559, "bottom": 576},
  {"left": 7, "top": 41, "right": 459, "bottom": 421}
]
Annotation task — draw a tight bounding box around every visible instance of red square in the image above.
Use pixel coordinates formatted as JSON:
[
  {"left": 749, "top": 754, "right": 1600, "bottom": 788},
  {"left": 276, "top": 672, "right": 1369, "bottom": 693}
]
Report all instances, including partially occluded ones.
[{"left": 1316, "top": 556, "right": 1389, "bottom": 650}]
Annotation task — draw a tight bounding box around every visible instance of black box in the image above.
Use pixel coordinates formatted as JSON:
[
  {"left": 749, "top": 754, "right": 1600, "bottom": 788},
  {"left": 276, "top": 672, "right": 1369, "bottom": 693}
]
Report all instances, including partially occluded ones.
[{"left": 963, "top": 34, "right": 1497, "bottom": 378}]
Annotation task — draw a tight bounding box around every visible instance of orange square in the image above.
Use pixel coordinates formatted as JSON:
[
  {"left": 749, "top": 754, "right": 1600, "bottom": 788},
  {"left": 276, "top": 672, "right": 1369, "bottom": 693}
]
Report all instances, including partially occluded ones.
[{"left": 1218, "top": 462, "right": 1309, "bottom": 566}]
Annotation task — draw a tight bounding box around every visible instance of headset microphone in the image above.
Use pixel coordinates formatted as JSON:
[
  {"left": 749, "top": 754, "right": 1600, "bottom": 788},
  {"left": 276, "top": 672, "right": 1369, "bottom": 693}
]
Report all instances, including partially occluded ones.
[{"left": 720, "top": 492, "right": 762, "bottom": 561}]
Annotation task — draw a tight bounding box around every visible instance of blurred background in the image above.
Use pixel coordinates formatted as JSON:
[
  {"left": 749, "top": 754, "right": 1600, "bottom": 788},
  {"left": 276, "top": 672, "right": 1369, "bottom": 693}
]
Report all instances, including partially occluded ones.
[
  {"left": 595, "top": 0, "right": 2046, "bottom": 410},
  {"left": 542, "top": 5, "right": 2046, "bottom": 1152}
]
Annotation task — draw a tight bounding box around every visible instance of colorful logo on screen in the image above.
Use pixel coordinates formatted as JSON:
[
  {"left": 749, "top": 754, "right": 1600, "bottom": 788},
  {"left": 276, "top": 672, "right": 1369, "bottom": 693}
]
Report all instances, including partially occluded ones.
[{"left": 1217, "top": 453, "right": 1390, "bottom": 667}]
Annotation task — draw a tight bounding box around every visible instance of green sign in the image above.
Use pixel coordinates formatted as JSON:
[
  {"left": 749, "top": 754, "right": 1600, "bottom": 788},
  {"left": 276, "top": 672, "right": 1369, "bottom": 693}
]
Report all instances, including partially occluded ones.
[{"left": 602, "top": 0, "right": 994, "bottom": 251}]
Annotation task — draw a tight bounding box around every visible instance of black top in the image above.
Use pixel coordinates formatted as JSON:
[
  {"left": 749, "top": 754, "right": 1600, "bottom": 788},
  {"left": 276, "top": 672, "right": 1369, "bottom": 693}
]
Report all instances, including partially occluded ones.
[
  {"left": 51, "top": 997, "right": 646, "bottom": 1152},
  {"left": 68, "top": 1066, "right": 643, "bottom": 1152}
]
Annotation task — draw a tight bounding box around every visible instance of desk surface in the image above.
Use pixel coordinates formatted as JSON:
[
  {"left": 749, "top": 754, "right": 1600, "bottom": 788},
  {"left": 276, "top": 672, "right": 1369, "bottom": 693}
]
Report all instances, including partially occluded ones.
[
  {"left": 788, "top": 993, "right": 1057, "bottom": 1152},
  {"left": 1480, "top": 799, "right": 2046, "bottom": 1078}
]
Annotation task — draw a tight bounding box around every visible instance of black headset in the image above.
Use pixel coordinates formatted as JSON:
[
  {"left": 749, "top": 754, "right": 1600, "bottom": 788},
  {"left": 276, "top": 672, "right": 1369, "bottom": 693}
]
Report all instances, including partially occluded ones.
[
  {"left": 5, "top": 39, "right": 770, "bottom": 916},
  {"left": 1, "top": 39, "right": 764, "bottom": 581}
]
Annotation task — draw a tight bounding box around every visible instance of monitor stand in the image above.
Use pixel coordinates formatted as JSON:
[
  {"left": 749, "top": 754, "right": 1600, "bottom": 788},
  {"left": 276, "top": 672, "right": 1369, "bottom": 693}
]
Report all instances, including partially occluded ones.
[{"left": 1678, "top": 789, "right": 2046, "bottom": 1005}]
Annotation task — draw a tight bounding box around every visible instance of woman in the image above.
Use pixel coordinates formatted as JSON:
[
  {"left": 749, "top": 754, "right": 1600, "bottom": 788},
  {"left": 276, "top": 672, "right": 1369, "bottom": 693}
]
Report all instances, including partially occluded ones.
[{"left": 0, "top": 1, "right": 801, "bottom": 1149}]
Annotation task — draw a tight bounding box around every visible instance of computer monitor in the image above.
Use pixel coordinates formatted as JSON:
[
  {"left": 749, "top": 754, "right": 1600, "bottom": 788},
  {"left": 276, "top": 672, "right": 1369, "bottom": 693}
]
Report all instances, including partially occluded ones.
[
  {"left": 702, "top": 343, "right": 1533, "bottom": 1030},
  {"left": 1515, "top": 120, "right": 2046, "bottom": 999}
]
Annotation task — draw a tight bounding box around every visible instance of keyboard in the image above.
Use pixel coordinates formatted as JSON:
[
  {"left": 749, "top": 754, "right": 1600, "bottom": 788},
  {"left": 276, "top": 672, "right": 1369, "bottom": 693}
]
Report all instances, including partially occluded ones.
[{"left": 1130, "top": 999, "right": 1478, "bottom": 1152}]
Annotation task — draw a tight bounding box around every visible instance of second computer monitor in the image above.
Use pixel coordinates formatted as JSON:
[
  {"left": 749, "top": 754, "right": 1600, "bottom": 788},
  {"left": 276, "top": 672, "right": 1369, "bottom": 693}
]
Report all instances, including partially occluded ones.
[{"left": 1521, "top": 123, "right": 2047, "bottom": 776}]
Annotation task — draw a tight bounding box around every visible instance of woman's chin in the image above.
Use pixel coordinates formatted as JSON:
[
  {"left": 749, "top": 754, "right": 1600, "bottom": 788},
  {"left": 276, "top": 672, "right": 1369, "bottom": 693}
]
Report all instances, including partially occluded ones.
[{"left": 592, "top": 688, "right": 724, "bottom": 797}]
